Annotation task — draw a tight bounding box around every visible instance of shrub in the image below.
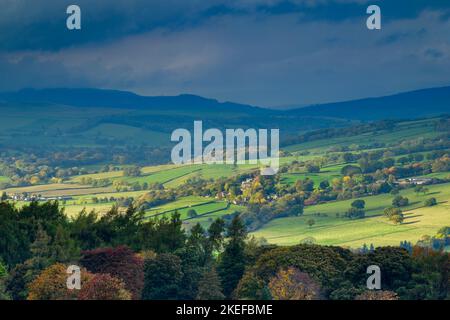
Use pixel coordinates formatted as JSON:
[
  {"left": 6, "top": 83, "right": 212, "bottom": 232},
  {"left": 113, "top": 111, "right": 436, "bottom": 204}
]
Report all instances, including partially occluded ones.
[
  {"left": 305, "top": 164, "right": 320, "bottom": 173},
  {"left": 306, "top": 219, "right": 315, "bottom": 228},
  {"left": 424, "top": 198, "right": 437, "bottom": 207},
  {"left": 392, "top": 195, "right": 409, "bottom": 207},
  {"left": 340, "top": 165, "right": 362, "bottom": 176},
  {"left": 384, "top": 207, "right": 402, "bottom": 217},
  {"left": 390, "top": 213, "right": 404, "bottom": 224},
  {"left": 187, "top": 209, "right": 198, "bottom": 218},
  {"left": 351, "top": 200, "right": 365, "bottom": 209},
  {"left": 346, "top": 207, "right": 365, "bottom": 219}
]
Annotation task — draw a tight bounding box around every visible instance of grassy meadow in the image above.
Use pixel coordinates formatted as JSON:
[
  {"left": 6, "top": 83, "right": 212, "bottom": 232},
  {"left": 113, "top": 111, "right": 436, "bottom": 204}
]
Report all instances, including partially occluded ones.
[{"left": 251, "top": 182, "right": 450, "bottom": 247}]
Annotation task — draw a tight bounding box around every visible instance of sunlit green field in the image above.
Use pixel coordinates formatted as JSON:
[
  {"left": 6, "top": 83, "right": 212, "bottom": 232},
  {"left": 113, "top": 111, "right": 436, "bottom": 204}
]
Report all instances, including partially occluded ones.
[
  {"left": 146, "top": 196, "right": 211, "bottom": 215},
  {"left": 184, "top": 204, "right": 245, "bottom": 228},
  {"left": 251, "top": 182, "right": 450, "bottom": 248},
  {"left": 152, "top": 202, "right": 228, "bottom": 220},
  {"left": 62, "top": 202, "right": 119, "bottom": 217},
  {"left": 0, "top": 176, "right": 11, "bottom": 183},
  {"left": 280, "top": 163, "right": 346, "bottom": 185},
  {"left": 145, "top": 195, "right": 245, "bottom": 224}
]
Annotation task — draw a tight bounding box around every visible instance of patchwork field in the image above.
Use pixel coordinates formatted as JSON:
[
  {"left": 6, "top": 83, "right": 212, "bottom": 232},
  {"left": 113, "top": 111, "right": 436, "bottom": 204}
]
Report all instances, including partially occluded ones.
[
  {"left": 144, "top": 195, "right": 245, "bottom": 227},
  {"left": 280, "top": 163, "right": 346, "bottom": 185},
  {"left": 285, "top": 119, "right": 439, "bottom": 154},
  {"left": 1, "top": 116, "right": 448, "bottom": 248}
]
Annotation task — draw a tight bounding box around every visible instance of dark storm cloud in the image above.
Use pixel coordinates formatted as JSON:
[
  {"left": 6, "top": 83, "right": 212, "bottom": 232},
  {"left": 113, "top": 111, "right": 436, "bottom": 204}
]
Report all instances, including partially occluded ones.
[
  {"left": 1, "top": 0, "right": 450, "bottom": 106},
  {"left": 0, "top": 0, "right": 206, "bottom": 51},
  {"left": 2, "top": 0, "right": 449, "bottom": 51}
]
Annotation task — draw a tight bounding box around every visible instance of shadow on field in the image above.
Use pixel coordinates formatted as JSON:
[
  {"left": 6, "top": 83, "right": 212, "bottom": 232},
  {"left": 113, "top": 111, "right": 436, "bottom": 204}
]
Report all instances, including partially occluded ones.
[
  {"left": 404, "top": 213, "right": 423, "bottom": 219},
  {"left": 402, "top": 221, "right": 420, "bottom": 225}
]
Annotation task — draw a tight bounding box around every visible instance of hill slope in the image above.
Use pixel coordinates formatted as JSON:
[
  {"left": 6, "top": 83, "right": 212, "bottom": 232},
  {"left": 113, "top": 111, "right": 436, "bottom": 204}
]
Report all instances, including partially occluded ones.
[
  {"left": 291, "top": 86, "right": 450, "bottom": 120},
  {"left": 0, "top": 86, "right": 448, "bottom": 150}
]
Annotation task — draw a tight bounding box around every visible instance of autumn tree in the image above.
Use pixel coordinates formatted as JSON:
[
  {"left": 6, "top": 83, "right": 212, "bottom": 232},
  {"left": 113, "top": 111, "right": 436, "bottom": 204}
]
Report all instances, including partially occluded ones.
[
  {"left": 235, "top": 244, "right": 354, "bottom": 300},
  {"left": 80, "top": 246, "right": 144, "bottom": 299},
  {"left": 384, "top": 207, "right": 404, "bottom": 224},
  {"left": 123, "top": 166, "right": 142, "bottom": 177},
  {"left": 390, "top": 213, "right": 404, "bottom": 224},
  {"left": 268, "top": 267, "right": 321, "bottom": 300},
  {"left": 27, "top": 263, "right": 92, "bottom": 300},
  {"left": 78, "top": 274, "right": 131, "bottom": 300}
]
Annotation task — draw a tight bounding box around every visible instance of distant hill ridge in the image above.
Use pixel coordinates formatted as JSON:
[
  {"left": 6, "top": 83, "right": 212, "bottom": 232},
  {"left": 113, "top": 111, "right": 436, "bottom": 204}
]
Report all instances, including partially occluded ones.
[
  {"left": 0, "top": 88, "right": 266, "bottom": 114},
  {"left": 290, "top": 86, "right": 450, "bottom": 120},
  {"left": 0, "top": 86, "right": 449, "bottom": 120}
]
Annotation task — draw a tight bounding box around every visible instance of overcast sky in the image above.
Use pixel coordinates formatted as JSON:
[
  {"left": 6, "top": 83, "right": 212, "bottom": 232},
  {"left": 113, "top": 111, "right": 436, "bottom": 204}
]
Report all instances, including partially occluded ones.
[{"left": 0, "top": 0, "right": 449, "bottom": 107}]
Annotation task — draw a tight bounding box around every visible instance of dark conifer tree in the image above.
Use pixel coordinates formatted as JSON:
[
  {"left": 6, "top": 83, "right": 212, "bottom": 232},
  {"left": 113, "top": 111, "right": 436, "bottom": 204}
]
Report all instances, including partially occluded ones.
[{"left": 217, "top": 215, "right": 247, "bottom": 298}]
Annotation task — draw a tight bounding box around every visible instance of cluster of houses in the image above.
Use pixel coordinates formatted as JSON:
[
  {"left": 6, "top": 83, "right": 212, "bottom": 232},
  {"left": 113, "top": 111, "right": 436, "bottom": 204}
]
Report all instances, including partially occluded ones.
[
  {"left": 374, "top": 177, "right": 433, "bottom": 186},
  {"left": 6, "top": 193, "right": 73, "bottom": 202},
  {"left": 397, "top": 177, "right": 433, "bottom": 186}
]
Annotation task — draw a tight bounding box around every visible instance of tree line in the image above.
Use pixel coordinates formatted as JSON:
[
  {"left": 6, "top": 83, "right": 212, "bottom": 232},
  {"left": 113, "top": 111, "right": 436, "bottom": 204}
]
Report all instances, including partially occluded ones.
[{"left": 0, "top": 201, "right": 448, "bottom": 300}]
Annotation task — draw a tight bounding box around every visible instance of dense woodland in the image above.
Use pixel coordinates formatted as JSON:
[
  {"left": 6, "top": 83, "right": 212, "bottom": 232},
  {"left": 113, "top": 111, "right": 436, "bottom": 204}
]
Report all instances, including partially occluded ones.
[{"left": 0, "top": 201, "right": 448, "bottom": 300}]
